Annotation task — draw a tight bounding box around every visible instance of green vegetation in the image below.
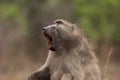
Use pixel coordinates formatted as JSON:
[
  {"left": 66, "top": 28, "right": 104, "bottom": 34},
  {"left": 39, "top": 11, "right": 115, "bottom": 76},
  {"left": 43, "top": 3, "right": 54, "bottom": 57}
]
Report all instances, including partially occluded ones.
[{"left": 74, "top": 0, "right": 120, "bottom": 43}]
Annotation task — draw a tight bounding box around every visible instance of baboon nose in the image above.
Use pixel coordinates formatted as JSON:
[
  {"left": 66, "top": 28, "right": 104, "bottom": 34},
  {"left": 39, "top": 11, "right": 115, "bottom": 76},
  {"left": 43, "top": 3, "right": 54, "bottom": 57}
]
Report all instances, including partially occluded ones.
[{"left": 42, "top": 27, "right": 46, "bottom": 30}]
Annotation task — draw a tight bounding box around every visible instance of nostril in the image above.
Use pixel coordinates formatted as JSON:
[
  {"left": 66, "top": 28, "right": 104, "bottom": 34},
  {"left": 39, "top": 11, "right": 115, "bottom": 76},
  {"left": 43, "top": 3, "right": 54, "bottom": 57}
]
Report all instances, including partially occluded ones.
[{"left": 42, "top": 27, "right": 46, "bottom": 30}]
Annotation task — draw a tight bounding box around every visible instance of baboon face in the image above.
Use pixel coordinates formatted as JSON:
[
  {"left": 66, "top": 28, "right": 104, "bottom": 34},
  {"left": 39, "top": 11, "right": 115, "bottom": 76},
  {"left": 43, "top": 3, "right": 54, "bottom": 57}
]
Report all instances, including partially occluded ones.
[{"left": 42, "top": 19, "right": 77, "bottom": 51}]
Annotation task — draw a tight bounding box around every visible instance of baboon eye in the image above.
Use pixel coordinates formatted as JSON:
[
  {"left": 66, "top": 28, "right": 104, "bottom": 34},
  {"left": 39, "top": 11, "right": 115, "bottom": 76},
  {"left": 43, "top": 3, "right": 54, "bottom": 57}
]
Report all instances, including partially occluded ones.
[{"left": 54, "top": 19, "right": 64, "bottom": 24}]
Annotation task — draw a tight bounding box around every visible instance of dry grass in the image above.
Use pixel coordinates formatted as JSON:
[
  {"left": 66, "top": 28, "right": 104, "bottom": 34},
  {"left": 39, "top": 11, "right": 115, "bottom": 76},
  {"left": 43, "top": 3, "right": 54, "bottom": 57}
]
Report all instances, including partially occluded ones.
[
  {"left": 0, "top": 49, "right": 120, "bottom": 80},
  {"left": 1, "top": 63, "right": 120, "bottom": 80},
  {"left": 103, "top": 48, "right": 113, "bottom": 80},
  {"left": 0, "top": 54, "right": 45, "bottom": 80},
  {"left": 0, "top": 62, "right": 42, "bottom": 80}
]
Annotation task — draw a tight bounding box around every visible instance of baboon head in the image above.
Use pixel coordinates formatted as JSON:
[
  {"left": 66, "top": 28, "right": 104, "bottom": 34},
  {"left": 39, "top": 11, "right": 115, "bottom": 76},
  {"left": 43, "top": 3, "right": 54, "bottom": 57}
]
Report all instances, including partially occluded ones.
[{"left": 42, "top": 19, "right": 80, "bottom": 51}]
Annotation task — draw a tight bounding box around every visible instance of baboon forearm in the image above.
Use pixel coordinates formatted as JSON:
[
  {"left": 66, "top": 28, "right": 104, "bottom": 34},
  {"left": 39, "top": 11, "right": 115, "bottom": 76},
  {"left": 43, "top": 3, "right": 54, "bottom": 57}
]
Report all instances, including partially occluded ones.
[
  {"left": 36, "top": 68, "right": 50, "bottom": 78},
  {"left": 27, "top": 65, "right": 50, "bottom": 80}
]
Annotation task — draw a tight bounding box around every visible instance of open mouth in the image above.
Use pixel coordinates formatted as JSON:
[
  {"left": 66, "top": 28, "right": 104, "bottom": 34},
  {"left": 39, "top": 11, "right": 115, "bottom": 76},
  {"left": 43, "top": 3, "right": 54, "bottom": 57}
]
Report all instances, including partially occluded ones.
[
  {"left": 43, "top": 32, "right": 56, "bottom": 51},
  {"left": 43, "top": 32, "right": 53, "bottom": 48}
]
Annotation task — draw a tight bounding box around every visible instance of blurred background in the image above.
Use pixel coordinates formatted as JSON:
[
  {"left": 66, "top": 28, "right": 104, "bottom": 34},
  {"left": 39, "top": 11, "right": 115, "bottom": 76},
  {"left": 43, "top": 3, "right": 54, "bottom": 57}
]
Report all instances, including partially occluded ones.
[{"left": 0, "top": 0, "right": 120, "bottom": 80}]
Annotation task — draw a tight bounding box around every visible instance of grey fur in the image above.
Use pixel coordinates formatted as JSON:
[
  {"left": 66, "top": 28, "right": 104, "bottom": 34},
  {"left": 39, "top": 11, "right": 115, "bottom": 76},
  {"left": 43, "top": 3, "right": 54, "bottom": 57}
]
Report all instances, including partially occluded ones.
[{"left": 27, "top": 19, "right": 101, "bottom": 80}]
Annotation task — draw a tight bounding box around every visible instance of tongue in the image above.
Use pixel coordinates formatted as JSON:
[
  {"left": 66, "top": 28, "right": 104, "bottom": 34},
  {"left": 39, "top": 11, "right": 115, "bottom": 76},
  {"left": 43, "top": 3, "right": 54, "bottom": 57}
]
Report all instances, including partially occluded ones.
[
  {"left": 44, "top": 32, "right": 56, "bottom": 51},
  {"left": 48, "top": 40, "right": 52, "bottom": 48},
  {"left": 48, "top": 39, "right": 56, "bottom": 51}
]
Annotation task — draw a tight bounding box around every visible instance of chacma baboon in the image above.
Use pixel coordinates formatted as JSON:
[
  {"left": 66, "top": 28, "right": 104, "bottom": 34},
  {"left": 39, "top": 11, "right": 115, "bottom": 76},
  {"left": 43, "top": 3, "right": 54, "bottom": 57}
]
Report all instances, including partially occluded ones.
[{"left": 27, "top": 19, "right": 101, "bottom": 80}]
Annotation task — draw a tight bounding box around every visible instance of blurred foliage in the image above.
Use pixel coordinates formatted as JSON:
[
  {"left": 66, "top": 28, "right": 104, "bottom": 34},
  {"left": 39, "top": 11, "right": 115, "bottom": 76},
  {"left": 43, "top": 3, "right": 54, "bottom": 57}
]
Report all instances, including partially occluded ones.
[
  {"left": 0, "top": 0, "right": 120, "bottom": 44},
  {"left": 0, "top": 2, "right": 29, "bottom": 36},
  {"left": 74, "top": 0, "right": 120, "bottom": 43}
]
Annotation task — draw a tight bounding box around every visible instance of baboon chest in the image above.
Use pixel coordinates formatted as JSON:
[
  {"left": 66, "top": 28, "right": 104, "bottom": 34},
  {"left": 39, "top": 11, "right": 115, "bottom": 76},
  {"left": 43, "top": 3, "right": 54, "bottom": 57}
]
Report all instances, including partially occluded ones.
[{"left": 50, "top": 56, "right": 66, "bottom": 80}]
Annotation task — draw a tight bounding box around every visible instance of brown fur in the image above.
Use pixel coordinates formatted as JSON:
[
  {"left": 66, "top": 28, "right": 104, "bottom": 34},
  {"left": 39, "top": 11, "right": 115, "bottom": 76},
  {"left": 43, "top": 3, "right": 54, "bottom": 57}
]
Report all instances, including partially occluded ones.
[
  {"left": 27, "top": 19, "right": 101, "bottom": 80},
  {"left": 61, "top": 73, "right": 72, "bottom": 80}
]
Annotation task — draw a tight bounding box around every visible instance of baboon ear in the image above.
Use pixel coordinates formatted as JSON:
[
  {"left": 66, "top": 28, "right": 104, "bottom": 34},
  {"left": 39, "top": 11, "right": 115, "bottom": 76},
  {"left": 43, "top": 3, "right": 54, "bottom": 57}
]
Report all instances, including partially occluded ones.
[
  {"left": 72, "top": 24, "right": 77, "bottom": 30},
  {"left": 54, "top": 19, "right": 64, "bottom": 24}
]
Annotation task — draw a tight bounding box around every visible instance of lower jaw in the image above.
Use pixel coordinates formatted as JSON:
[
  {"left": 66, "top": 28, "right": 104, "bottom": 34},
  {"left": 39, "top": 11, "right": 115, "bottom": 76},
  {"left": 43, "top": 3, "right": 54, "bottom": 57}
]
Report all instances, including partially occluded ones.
[{"left": 49, "top": 47, "right": 56, "bottom": 51}]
